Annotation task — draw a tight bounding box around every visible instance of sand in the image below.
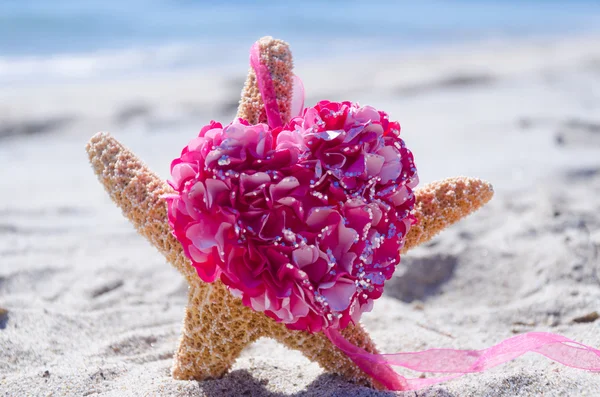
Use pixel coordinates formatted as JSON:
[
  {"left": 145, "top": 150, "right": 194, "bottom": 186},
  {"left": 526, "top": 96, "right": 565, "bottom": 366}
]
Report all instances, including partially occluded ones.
[{"left": 1, "top": 34, "right": 599, "bottom": 396}]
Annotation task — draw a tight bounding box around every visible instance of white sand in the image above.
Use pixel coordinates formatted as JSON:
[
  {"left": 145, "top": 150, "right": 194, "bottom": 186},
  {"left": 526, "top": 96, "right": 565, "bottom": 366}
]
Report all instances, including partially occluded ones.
[{"left": 1, "top": 34, "right": 599, "bottom": 396}]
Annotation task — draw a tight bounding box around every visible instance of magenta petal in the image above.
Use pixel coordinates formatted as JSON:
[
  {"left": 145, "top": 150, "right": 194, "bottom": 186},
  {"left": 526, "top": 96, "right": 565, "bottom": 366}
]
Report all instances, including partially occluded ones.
[
  {"left": 250, "top": 293, "right": 271, "bottom": 312},
  {"left": 186, "top": 222, "right": 217, "bottom": 250},
  {"left": 351, "top": 105, "right": 380, "bottom": 125},
  {"left": 306, "top": 207, "right": 338, "bottom": 229},
  {"left": 369, "top": 203, "right": 383, "bottom": 226},
  {"left": 301, "top": 257, "right": 329, "bottom": 282},
  {"left": 269, "top": 176, "right": 300, "bottom": 202},
  {"left": 214, "top": 222, "right": 232, "bottom": 256},
  {"left": 303, "top": 107, "right": 321, "bottom": 129},
  {"left": 240, "top": 172, "right": 270, "bottom": 193},
  {"left": 185, "top": 182, "right": 206, "bottom": 217},
  {"left": 408, "top": 174, "right": 419, "bottom": 189},
  {"left": 188, "top": 245, "right": 210, "bottom": 263},
  {"left": 316, "top": 129, "right": 344, "bottom": 141},
  {"left": 259, "top": 211, "right": 284, "bottom": 240},
  {"left": 364, "top": 123, "right": 384, "bottom": 135},
  {"left": 202, "top": 126, "right": 222, "bottom": 140},
  {"left": 271, "top": 298, "right": 294, "bottom": 322},
  {"left": 335, "top": 223, "right": 359, "bottom": 257},
  {"left": 290, "top": 292, "right": 311, "bottom": 318},
  {"left": 377, "top": 146, "right": 401, "bottom": 184},
  {"left": 380, "top": 164, "right": 401, "bottom": 185},
  {"left": 322, "top": 152, "right": 346, "bottom": 169},
  {"left": 390, "top": 185, "right": 410, "bottom": 206},
  {"left": 344, "top": 204, "right": 371, "bottom": 237},
  {"left": 276, "top": 129, "right": 306, "bottom": 152},
  {"left": 320, "top": 278, "right": 356, "bottom": 312},
  {"left": 187, "top": 136, "right": 206, "bottom": 152},
  {"left": 204, "top": 178, "right": 229, "bottom": 208},
  {"left": 292, "top": 245, "right": 319, "bottom": 268},
  {"left": 277, "top": 196, "right": 301, "bottom": 212},
  {"left": 345, "top": 155, "right": 366, "bottom": 177},
  {"left": 339, "top": 252, "right": 357, "bottom": 274},
  {"left": 204, "top": 148, "right": 224, "bottom": 167},
  {"left": 224, "top": 122, "right": 248, "bottom": 141},
  {"left": 171, "top": 162, "right": 196, "bottom": 190},
  {"left": 343, "top": 125, "right": 365, "bottom": 143},
  {"left": 193, "top": 259, "right": 220, "bottom": 283},
  {"left": 188, "top": 181, "right": 206, "bottom": 201},
  {"left": 365, "top": 153, "right": 385, "bottom": 177}
]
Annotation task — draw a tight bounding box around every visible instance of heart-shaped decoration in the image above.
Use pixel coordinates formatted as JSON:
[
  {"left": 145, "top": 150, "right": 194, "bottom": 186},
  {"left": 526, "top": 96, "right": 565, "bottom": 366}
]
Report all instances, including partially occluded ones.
[{"left": 167, "top": 100, "right": 418, "bottom": 333}]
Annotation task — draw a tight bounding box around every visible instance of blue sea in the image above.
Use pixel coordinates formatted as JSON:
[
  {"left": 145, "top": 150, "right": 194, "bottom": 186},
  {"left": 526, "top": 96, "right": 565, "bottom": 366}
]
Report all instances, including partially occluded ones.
[{"left": 1, "top": 0, "right": 599, "bottom": 84}]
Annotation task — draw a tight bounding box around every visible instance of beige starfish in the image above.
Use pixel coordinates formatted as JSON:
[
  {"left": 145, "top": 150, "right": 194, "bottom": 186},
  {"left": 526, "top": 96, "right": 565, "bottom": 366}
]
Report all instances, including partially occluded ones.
[{"left": 86, "top": 36, "right": 493, "bottom": 390}]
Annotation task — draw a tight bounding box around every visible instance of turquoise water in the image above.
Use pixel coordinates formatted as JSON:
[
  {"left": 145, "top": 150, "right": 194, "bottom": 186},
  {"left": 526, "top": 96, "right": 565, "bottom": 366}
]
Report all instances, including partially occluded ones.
[{"left": 1, "top": 1, "right": 599, "bottom": 82}]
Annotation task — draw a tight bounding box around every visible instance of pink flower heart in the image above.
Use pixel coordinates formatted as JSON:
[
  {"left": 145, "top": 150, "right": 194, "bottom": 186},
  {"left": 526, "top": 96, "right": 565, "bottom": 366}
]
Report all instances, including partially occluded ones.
[{"left": 167, "top": 100, "right": 418, "bottom": 333}]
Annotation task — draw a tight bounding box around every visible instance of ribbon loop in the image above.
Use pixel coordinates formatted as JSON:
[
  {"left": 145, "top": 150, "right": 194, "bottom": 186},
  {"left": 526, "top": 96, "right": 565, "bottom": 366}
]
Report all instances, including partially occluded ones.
[{"left": 249, "top": 42, "right": 283, "bottom": 129}]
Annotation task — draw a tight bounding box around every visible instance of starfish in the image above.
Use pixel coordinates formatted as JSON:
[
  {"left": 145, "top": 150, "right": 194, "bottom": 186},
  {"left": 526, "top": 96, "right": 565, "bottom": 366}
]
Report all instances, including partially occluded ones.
[{"left": 86, "top": 37, "right": 493, "bottom": 390}]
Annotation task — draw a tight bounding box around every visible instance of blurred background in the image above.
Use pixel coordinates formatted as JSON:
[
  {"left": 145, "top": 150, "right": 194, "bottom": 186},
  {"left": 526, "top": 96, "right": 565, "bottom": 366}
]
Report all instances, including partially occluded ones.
[{"left": 1, "top": 0, "right": 600, "bottom": 85}]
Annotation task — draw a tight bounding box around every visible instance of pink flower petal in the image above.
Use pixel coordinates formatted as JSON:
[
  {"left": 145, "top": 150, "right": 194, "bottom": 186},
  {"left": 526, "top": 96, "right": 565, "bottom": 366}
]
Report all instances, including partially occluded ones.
[
  {"left": 186, "top": 222, "right": 217, "bottom": 250},
  {"left": 320, "top": 278, "right": 356, "bottom": 312},
  {"left": 170, "top": 162, "right": 196, "bottom": 190},
  {"left": 365, "top": 153, "right": 385, "bottom": 177},
  {"left": 204, "top": 178, "right": 229, "bottom": 208},
  {"left": 292, "top": 245, "right": 320, "bottom": 268},
  {"left": 269, "top": 176, "right": 300, "bottom": 202},
  {"left": 306, "top": 207, "right": 338, "bottom": 229}
]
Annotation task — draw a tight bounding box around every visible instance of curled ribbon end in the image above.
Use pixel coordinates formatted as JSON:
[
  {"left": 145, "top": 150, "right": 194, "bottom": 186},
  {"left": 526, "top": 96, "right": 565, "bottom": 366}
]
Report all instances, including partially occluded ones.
[{"left": 325, "top": 328, "right": 600, "bottom": 391}]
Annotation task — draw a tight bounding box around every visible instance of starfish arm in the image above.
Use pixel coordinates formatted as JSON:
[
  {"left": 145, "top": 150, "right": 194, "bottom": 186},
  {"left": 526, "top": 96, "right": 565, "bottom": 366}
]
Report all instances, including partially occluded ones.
[
  {"left": 86, "top": 132, "right": 196, "bottom": 282},
  {"left": 172, "top": 279, "right": 267, "bottom": 380},
  {"left": 236, "top": 36, "right": 294, "bottom": 125},
  {"left": 402, "top": 176, "right": 494, "bottom": 253},
  {"left": 174, "top": 276, "right": 383, "bottom": 387}
]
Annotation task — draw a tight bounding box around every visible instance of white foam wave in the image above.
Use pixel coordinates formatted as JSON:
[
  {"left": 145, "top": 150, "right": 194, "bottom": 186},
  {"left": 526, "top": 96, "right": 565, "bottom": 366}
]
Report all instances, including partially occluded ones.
[{"left": 0, "top": 42, "right": 243, "bottom": 84}]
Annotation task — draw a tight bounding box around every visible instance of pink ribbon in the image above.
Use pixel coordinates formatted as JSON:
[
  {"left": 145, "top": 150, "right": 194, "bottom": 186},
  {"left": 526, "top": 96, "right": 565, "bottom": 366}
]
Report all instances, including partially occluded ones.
[
  {"left": 325, "top": 328, "right": 600, "bottom": 390},
  {"left": 249, "top": 42, "right": 305, "bottom": 127},
  {"left": 249, "top": 42, "right": 283, "bottom": 129},
  {"left": 290, "top": 74, "right": 305, "bottom": 118}
]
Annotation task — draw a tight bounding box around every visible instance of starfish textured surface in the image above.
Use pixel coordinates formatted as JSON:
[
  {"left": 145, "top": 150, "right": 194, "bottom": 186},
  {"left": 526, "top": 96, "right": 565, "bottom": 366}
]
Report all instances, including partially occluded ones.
[
  {"left": 402, "top": 177, "right": 494, "bottom": 253},
  {"left": 85, "top": 36, "right": 494, "bottom": 390}
]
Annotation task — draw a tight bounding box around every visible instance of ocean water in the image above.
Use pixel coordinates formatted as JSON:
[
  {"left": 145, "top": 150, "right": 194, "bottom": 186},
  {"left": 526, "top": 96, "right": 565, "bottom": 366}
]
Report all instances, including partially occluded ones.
[{"left": 1, "top": 0, "right": 599, "bottom": 84}]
